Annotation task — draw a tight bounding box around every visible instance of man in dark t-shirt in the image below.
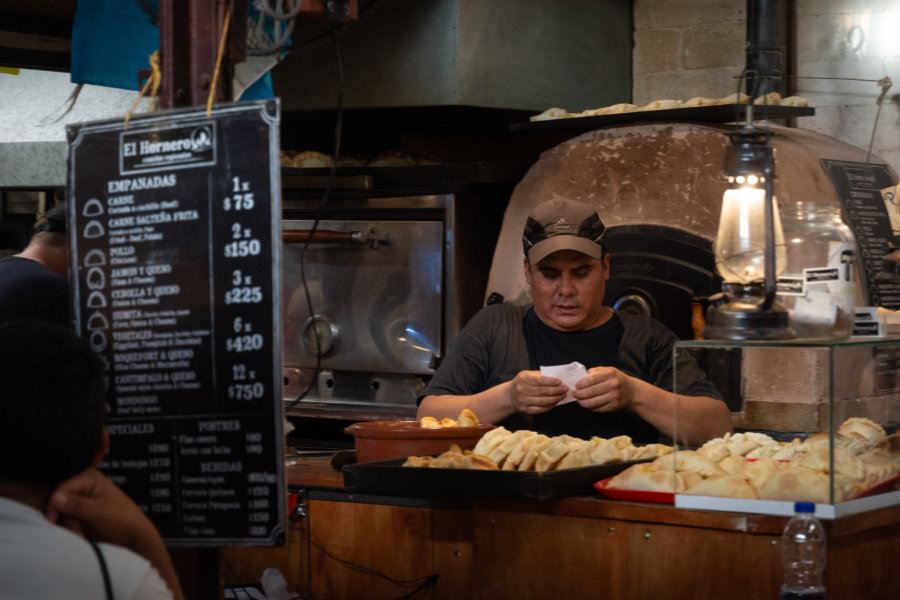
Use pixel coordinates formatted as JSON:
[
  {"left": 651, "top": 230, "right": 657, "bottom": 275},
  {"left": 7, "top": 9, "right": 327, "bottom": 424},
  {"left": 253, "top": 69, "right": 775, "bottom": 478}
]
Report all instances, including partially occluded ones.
[
  {"left": 0, "top": 203, "right": 70, "bottom": 326},
  {"left": 418, "top": 198, "right": 732, "bottom": 446}
]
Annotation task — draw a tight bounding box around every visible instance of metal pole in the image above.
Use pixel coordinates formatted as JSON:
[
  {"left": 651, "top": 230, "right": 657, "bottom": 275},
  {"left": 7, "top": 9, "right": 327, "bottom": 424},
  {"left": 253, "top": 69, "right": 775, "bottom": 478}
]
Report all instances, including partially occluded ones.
[{"left": 746, "top": 0, "right": 787, "bottom": 101}]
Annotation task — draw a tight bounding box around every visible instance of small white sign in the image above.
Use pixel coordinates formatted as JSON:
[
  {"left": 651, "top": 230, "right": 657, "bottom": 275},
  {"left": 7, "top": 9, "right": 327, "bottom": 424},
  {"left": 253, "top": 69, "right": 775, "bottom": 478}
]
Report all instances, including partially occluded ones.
[
  {"left": 853, "top": 306, "right": 882, "bottom": 337},
  {"left": 540, "top": 361, "right": 588, "bottom": 405},
  {"left": 777, "top": 276, "right": 805, "bottom": 296}
]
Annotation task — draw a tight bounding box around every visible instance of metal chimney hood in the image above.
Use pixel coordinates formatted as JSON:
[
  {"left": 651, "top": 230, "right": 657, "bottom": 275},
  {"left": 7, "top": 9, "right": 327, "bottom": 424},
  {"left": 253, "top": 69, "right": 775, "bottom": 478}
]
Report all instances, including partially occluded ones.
[{"left": 272, "top": 0, "right": 632, "bottom": 113}]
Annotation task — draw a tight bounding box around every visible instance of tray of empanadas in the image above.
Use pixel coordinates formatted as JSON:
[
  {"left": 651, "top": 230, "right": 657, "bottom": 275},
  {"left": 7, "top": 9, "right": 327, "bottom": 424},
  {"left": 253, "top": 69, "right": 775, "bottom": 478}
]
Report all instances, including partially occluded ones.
[
  {"left": 343, "top": 454, "right": 652, "bottom": 501},
  {"left": 343, "top": 426, "right": 672, "bottom": 501},
  {"left": 512, "top": 93, "right": 814, "bottom": 134},
  {"left": 593, "top": 422, "right": 900, "bottom": 505}
]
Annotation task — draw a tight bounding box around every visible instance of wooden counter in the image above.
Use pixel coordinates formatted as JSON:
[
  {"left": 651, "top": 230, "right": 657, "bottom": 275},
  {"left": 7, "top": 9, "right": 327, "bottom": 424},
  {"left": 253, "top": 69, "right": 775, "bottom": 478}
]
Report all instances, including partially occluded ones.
[{"left": 222, "top": 458, "right": 900, "bottom": 599}]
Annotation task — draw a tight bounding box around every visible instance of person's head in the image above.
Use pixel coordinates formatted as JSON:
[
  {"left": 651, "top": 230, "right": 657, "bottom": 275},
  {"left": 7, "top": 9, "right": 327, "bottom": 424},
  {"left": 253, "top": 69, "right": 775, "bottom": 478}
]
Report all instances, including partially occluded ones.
[
  {"left": 0, "top": 320, "right": 106, "bottom": 488},
  {"left": 32, "top": 203, "right": 67, "bottom": 238},
  {"left": 522, "top": 198, "right": 611, "bottom": 331},
  {"left": 22, "top": 203, "right": 69, "bottom": 276}
]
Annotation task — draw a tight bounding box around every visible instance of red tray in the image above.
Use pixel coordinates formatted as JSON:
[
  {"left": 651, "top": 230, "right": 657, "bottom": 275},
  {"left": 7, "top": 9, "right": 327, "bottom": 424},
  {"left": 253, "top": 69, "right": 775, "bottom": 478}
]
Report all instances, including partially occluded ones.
[
  {"left": 595, "top": 473, "right": 900, "bottom": 504},
  {"left": 849, "top": 474, "right": 900, "bottom": 500},
  {"left": 593, "top": 477, "right": 674, "bottom": 504}
]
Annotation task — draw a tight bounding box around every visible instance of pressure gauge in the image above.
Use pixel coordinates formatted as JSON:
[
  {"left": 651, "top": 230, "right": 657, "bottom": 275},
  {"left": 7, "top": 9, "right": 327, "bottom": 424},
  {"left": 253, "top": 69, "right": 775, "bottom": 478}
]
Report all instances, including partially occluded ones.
[{"left": 303, "top": 315, "right": 337, "bottom": 357}]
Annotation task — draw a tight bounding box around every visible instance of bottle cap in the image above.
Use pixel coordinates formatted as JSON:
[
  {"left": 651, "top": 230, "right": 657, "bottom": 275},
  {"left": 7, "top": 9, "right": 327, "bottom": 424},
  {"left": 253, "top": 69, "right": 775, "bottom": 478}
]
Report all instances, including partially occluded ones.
[{"left": 794, "top": 501, "right": 815, "bottom": 513}]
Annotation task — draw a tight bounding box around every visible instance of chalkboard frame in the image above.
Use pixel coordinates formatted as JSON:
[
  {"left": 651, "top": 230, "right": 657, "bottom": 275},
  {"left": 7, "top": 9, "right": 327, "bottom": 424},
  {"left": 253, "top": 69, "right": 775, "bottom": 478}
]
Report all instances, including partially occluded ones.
[
  {"left": 66, "top": 100, "right": 286, "bottom": 546},
  {"left": 821, "top": 158, "right": 899, "bottom": 310}
]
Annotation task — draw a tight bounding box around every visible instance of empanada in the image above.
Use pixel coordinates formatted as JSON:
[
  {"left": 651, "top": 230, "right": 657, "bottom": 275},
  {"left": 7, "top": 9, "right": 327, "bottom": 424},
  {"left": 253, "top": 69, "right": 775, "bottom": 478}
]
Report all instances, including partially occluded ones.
[
  {"left": 608, "top": 464, "right": 677, "bottom": 493},
  {"left": 717, "top": 455, "right": 751, "bottom": 475},
  {"left": 742, "top": 458, "right": 782, "bottom": 490},
  {"left": 518, "top": 436, "right": 554, "bottom": 471},
  {"left": 682, "top": 96, "right": 717, "bottom": 107},
  {"left": 529, "top": 107, "right": 567, "bottom": 122},
  {"left": 653, "top": 450, "right": 724, "bottom": 478},
  {"left": 488, "top": 429, "right": 537, "bottom": 467},
  {"left": 535, "top": 435, "right": 584, "bottom": 472},
  {"left": 456, "top": 408, "right": 479, "bottom": 428},
  {"left": 697, "top": 444, "right": 731, "bottom": 463},
  {"left": 794, "top": 447, "right": 866, "bottom": 481},
  {"left": 472, "top": 426, "right": 510, "bottom": 456},
  {"left": 503, "top": 433, "right": 548, "bottom": 471},
  {"left": 420, "top": 416, "right": 441, "bottom": 429},
  {"left": 757, "top": 468, "right": 833, "bottom": 503},
  {"left": 838, "top": 417, "right": 886, "bottom": 442},
  {"left": 686, "top": 474, "right": 758, "bottom": 499},
  {"left": 779, "top": 95, "right": 809, "bottom": 107}
]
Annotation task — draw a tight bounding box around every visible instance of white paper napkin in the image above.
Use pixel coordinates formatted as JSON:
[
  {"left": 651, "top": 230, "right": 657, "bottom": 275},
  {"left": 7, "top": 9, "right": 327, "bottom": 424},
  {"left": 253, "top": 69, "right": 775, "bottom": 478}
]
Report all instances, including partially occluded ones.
[{"left": 540, "top": 361, "right": 588, "bottom": 405}]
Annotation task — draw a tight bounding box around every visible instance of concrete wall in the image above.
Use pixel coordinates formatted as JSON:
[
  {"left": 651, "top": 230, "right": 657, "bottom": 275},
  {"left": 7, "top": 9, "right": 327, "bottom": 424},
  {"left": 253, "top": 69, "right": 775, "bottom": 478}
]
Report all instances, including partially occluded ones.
[
  {"left": 0, "top": 69, "right": 145, "bottom": 187},
  {"left": 794, "top": 0, "right": 900, "bottom": 174},
  {"left": 633, "top": 0, "right": 900, "bottom": 175},
  {"left": 633, "top": 0, "right": 746, "bottom": 105}
]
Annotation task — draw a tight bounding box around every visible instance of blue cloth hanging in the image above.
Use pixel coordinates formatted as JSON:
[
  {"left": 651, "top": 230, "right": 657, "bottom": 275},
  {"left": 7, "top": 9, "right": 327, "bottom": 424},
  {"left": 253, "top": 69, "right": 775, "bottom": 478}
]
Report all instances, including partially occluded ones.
[
  {"left": 70, "top": 0, "right": 275, "bottom": 99},
  {"left": 70, "top": 0, "right": 160, "bottom": 91}
]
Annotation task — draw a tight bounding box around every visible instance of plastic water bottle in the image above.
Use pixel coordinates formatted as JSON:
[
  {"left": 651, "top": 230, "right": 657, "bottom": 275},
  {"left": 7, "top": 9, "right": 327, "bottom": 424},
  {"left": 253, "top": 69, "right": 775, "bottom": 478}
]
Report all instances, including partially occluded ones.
[{"left": 780, "top": 501, "right": 827, "bottom": 600}]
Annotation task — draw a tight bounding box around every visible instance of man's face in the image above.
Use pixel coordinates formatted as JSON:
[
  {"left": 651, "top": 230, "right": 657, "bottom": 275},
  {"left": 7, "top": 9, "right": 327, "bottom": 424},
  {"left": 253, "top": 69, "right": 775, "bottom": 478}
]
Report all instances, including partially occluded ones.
[{"left": 524, "top": 249, "right": 611, "bottom": 332}]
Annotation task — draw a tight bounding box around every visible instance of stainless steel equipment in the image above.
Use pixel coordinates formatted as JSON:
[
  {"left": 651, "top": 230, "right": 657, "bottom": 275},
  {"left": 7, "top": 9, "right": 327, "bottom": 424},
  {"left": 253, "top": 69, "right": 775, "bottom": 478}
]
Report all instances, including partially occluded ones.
[
  {"left": 281, "top": 165, "right": 524, "bottom": 420},
  {"left": 282, "top": 205, "right": 441, "bottom": 417}
]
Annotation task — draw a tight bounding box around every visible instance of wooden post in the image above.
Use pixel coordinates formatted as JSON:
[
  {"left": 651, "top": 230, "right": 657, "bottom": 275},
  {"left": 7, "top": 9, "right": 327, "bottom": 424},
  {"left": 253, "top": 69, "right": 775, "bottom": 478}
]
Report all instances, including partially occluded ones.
[
  {"left": 157, "top": 0, "right": 246, "bottom": 108},
  {"left": 153, "top": 3, "right": 246, "bottom": 598}
]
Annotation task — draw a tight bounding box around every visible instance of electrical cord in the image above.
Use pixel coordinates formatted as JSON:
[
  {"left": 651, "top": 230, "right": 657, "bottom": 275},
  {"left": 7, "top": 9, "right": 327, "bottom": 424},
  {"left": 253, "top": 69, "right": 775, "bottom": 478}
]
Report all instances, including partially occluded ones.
[
  {"left": 286, "top": 21, "right": 345, "bottom": 410},
  {"left": 289, "top": 0, "right": 387, "bottom": 53},
  {"left": 308, "top": 539, "right": 439, "bottom": 599},
  {"left": 734, "top": 70, "right": 893, "bottom": 165}
]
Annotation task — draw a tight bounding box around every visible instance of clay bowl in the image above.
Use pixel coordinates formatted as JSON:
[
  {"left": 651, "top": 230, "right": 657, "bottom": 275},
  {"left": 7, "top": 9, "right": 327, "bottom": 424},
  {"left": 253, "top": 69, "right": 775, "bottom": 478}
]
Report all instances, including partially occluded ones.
[{"left": 344, "top": 420, "right": 496, "bottom": 463}]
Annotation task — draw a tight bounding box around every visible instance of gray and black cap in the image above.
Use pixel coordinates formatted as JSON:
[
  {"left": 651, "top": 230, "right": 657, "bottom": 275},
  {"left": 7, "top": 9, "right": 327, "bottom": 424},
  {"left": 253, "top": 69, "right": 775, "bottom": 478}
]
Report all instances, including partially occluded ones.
[
  {"left": 32, "top": 203, "right": 67, "bottom": 235},
  {"left": 522, "top": 198, "right": 606, "bottom": 264}
]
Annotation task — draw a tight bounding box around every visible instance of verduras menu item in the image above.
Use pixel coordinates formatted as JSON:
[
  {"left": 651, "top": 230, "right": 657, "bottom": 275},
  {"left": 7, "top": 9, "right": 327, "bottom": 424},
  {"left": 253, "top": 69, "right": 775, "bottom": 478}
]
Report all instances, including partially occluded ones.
[{"left": 66, "top": 100, "right": 285, "bottom": 545}]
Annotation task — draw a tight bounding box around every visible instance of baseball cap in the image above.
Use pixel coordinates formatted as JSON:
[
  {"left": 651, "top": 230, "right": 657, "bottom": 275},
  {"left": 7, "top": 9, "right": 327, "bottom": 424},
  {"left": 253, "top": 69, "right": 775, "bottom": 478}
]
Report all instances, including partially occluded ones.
[
  {"left": 32, "top": 203, "right": 67, "bottom": 235},
  {"left": 522, "top": 198, "right": 606, "bottom": 264}
]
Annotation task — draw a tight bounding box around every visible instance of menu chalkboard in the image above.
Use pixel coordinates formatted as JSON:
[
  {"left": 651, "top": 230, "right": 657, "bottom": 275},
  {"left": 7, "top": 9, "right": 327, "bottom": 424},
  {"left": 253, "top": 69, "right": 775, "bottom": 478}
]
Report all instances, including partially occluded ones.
[
  {"left": 821, "top": 159, "right": 900, "bottom": 310},
  {"left": 66, "top": 101, "right": 284, "bottom": 545}
]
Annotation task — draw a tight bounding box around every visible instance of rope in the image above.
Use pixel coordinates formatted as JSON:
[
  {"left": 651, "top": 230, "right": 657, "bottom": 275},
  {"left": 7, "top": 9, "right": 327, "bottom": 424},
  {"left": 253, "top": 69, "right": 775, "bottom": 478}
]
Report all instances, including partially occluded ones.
[
  {"left": 208, "top": 4, "right": 234, "bottom": 118},
  {"left": 866, "top": 76, "right": 893, "bottom": 163},
  {"left": 124, "top": 51, "right": 161, "bottom": 129}
]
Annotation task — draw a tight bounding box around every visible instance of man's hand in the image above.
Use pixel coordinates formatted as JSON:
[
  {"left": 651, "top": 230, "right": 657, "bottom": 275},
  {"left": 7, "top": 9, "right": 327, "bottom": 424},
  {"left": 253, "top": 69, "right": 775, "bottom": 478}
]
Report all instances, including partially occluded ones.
[
  {"left": 46, "top": 467, "right": 158, "bottom": 552},
  {"left": 509, "top": 370, "right": 568, "bottom": 414},
  {"left": 572, "top": 366, "right": 634, "bottom": 412},
  {"left": 47, "top": 467, "right": 185, "bottom": 600}
]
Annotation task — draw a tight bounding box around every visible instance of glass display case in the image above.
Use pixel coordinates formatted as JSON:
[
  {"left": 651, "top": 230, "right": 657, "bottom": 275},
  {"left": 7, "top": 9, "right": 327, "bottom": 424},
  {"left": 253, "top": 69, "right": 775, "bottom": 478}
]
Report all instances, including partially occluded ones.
[{"left": 670, "top": 338, "right": 900, "bottom": 518}]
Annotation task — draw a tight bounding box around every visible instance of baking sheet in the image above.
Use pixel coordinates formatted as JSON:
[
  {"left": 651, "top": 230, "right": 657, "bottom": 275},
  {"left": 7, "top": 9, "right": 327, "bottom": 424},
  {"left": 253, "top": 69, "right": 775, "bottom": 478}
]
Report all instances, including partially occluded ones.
[
  {"left": 343, "top": 457, "right": 649, "bottom": 501},
  {"left": 280, "top": 161, "right": 532, "bottom": 189},
  {"left": 593, "top": 477, "right": 674, "bottom": 504},
  {"left": 593, "top": 474, "right": 900, "bottom": 507},
  {"left": 509, "top": 104, "right": 815, "bottom": 134}
]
